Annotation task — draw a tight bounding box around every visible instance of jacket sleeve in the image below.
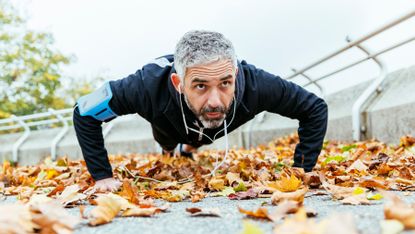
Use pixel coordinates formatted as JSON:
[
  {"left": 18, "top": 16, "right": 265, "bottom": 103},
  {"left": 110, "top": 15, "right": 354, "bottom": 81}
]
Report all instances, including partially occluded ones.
[
  {"left": 73, "top": 70, "right": 150, "bottom": 181},
  {"left": 254, "top": 66, "right": 328, "bottom": 172}
]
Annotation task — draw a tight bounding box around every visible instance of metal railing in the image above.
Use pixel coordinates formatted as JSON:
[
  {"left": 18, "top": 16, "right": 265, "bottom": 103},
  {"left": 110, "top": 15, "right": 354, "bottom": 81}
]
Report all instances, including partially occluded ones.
[
  {"left": 1, "top": 8, "right": 415, "bottom": 160},
  {"left": 282, "top": 8, "right": 415, "bottom": 142}
]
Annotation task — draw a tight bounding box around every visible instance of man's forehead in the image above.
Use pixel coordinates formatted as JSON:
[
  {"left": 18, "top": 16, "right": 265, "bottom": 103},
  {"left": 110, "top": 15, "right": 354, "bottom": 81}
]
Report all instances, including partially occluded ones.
[{"left": 185, "top": 59, "right": 235, "bottom": 81}]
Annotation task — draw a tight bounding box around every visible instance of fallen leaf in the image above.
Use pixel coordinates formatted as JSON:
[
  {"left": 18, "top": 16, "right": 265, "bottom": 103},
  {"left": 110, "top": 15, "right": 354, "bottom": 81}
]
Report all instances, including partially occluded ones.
[
  {"left": 346, "top": 159, "right": 368, "bottom": 172},
  {"left": 340, "top": 194, "right": 371, "bottom": 205},
  {"left": 274, "top": 174, "right": 301, "bottom": 192},
  {"left": 185, "top": 207, "right": 220, "bottom": 217},
  {"left": 383, "top": 192, "right": 415, "bottom": 229},
  {"left": 0, "top": 204, "right": 35, "bottom": 233},
  {"left": 271, "top": 187, "right": 308, "bottom": 205},
  {"left": 118, "top": 179, "right": 140, "bottom": 205},
  {"left": 380, "top": 220, "right": 404, "bottom": 234},
  {"left": 229, "top": 188, "right": 257, "bottom": 200},
  {"left": 30, "top": 200, "right": 81, "bottom": 233},
  {"left": 268, "top": 200, "right": 302, "bottom": 222},
  {"left": 225, "top": 172, "right": 243, "bottom": 186},
  {"left": 56, "top": 184, "right": 87, "bottom": 207},
  {"left": 208, "top": 178, "right": 225, "bottom": 191},
  {"left": 238, "top": 206, "right": 270, "bottom": 220},
  {"left": 88, "top": 193, "right": 123, "bottom": 226},
  {"left": 321, "top": 181, "right": 357, "bottom": 200},
  {"left": 241, "top": 220, "right": 265, "bottom": 234},
  {"left": 121, "top": 206, "right": 160, "bottom": 217}
]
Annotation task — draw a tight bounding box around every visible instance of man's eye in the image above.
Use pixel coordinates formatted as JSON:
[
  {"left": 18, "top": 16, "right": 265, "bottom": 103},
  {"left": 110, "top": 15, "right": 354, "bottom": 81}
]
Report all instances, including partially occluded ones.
[
  {"left": 222, "top": 81, "right": 231, "bottom": 87},
  {"left": 195, "top": 84, "right": 205, "bottom": 90}
]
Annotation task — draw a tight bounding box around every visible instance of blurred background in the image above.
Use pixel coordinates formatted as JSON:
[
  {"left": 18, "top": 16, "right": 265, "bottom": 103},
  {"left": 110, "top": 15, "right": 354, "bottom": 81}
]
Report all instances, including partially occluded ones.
[
  {"left": 2, "top": 0, "right": 415, "bottom": 117},
  {"left": 1, "top": 1, "right": 415, "bottom": 164}
]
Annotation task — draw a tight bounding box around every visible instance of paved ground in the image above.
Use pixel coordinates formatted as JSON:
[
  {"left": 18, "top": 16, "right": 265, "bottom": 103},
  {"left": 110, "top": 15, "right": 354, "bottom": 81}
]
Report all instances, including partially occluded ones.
[{"left": 1, "top": 191, "right": 414, "bottom": 234}]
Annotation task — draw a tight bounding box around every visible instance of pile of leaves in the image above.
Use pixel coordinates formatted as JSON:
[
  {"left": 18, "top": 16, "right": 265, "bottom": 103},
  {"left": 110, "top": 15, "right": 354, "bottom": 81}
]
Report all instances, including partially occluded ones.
[{"left": 0, "top": 134, "right": 414, "bottom": 233}]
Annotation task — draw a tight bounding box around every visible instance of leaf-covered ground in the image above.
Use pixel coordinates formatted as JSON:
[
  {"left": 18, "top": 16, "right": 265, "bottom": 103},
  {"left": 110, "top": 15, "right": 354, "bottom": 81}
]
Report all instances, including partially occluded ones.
[{"left": 1, "top": 134, "right": 415, "bottom": 233}]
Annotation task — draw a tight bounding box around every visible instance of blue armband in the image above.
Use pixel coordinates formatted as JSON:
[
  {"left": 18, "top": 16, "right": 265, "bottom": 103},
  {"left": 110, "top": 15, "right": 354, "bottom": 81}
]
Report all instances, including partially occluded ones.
[{"left": 77, "top": 82, "right": 118, "bottom": 122}]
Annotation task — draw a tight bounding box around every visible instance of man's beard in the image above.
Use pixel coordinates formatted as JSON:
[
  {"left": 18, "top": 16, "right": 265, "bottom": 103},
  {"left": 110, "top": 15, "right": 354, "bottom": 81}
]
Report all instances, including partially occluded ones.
[{"left": 184, "top": 95, "right": 232, "bottom": 129}]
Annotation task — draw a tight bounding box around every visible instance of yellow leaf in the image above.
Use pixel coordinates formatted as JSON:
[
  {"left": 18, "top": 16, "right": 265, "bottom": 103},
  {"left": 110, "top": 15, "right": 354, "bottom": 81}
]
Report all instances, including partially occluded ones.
[
  {"left": 367, "top": 192, "right": 383, "bottom": 200},
  {"left": 209, "top": 178, "right": 225, "bottom": 191},
  {"left": 240, "top": 220, "right": 265, "bottom": 234},
  {"left": 352, "top": 187, "right": 365, "bottom": 195},
  {"left": 275, "top": 174, "right": 301, "bottom": 192},
  {"left": 46, "top": 169, "right": 58, "bottom": 180}
]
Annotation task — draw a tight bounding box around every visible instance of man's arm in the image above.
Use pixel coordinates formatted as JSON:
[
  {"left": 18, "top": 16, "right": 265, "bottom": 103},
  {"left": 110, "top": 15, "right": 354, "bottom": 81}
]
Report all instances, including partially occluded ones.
[
  {"left": 253, "top": 65, "right": 328, "bottom": 172},
  {"left": 73, "top": 70, "right": 150, "bottom": 181}
]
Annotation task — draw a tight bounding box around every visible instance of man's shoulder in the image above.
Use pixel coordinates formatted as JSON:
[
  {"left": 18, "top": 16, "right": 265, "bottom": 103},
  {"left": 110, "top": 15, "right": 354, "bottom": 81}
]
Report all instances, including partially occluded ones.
[{"left": 145, "top": 54, "right": 174, "bottom": 69}]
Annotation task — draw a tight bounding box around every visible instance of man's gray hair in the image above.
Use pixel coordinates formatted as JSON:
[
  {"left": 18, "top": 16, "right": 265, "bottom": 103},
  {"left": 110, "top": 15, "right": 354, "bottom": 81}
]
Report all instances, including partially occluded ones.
[{"left": 174, "top": 30, "right": 237, "bottom": 80}]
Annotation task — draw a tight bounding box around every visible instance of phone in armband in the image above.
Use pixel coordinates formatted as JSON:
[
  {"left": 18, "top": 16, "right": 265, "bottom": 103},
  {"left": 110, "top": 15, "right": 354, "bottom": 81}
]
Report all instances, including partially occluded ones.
[{"left": 77, "top": 82, "right": 118, "bottom": 122}]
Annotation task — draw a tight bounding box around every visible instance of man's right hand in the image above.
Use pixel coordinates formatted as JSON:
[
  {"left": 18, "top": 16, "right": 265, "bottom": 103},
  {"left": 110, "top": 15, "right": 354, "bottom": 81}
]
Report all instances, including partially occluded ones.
[{"left": 94, "top": 177, "right": 122, "bottom": 193}]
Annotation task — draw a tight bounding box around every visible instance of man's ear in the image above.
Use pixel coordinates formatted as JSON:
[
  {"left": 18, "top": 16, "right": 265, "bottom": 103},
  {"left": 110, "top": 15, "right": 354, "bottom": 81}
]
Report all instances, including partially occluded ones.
[{"left": 171, "top": 73, "right": 182, "bottom": 93}]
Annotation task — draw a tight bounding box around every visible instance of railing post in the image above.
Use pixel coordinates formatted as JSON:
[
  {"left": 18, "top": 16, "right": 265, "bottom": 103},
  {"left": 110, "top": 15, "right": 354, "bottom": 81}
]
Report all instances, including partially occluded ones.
[
  {"left": 11, "top": 115, "right": 31, "bottom": 163},
  {"left": 49, "top": 108, "right": 69, "bottom": 160},
  {"left": 347, "top": 37, "right": 387, "bottom": 141}
]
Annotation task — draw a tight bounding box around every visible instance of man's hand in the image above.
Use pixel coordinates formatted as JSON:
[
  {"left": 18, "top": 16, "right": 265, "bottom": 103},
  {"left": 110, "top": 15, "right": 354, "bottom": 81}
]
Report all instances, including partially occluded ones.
[{"left": 94, "top": 177, "right": 122, "bottom": 193}]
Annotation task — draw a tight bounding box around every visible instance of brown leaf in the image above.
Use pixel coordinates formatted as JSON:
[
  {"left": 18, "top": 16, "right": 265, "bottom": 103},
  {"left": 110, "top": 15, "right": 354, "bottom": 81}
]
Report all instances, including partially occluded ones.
[
  {"left": 273, "top": 209, "right": 358, "bottom": 234},
  {"left": 0, "top": 204, "right": 36, "bottom": 233},
  {"left": 321, "top": 181, "right": 356, "bottom": 200},
  {"left": 190, "top": 190, "right": 206, "bottom": 203},
  {"left": 121, "top": 206, "right": 159, "bottom": 217},
  {"left": 268, "top": 200, "right": 302, "bottom": 222},
  {"left": 186, "top": 207, "right": 220, "bottom": 217},
  {"left": 228, "top": 188, "right": 258, "bottom": 200},
  {"left": 340, "top": 194, "right": 371, "bottom": 205},
  {"left": 225, "top": 172, "right": 243, "bottom": 186},
  {"left": 346, "top": 159, "right": 368, "bottom": 173},
  {"left": 30, "top": 200, "right": 81, "bottom": 233},
  {"left": 208, "top": 177, "right": 225, "bottom": 191},
  {"left": 238, "top": 206, "right": 270, "bottom": 220},
  {"left": 383, "top": 192, "right": 415, "bottom": 229},
  {"left": 56, "top": 184, "right": 87, "bottom": 207},
  {"left": 88, "top": 193, "right": 124, "bottom": 226},
  {"left": 271, "top": 187, "right": 308, "bottom": 205},
  {"left": 118, "top": 179, "right": 140, "bottom": 205}
]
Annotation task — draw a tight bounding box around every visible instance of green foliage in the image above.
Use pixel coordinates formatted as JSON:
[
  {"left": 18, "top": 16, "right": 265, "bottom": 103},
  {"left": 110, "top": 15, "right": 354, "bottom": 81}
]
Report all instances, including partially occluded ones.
[
  {"left": 341, "top": 144, "right": 357, "bottom": 152},
  {"left": 321, "top": 155, "right": 347, "bottom": 167},
  {"left": 0, "top": 1, "right": 76, "bottom": 118}
]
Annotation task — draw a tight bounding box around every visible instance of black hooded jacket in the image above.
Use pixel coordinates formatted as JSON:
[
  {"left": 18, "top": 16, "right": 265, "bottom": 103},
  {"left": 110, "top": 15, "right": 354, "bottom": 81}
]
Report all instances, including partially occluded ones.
[{"left": 73, "top": 55, "right": 328, "bottom": 180}]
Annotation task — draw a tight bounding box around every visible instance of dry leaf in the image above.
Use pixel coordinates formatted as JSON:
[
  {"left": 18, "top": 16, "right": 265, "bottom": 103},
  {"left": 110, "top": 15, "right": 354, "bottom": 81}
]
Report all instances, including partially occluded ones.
[
  {"left": 208, "top": 178, "right": 225, "bottom": 191},
  {"left": 321, "top": 181, "right": 357, "bottom": 200},
  {"left": 238, "top": 206, "right": 270, "bottom": 220},
  {"left": 0, "top": 204, "right": 35, "bottom": 233},
  {"left": 346, "top": 159, "right": 368, "bottom": 172},
  {"left": 383, "top": 192, "right": 415, "bottom": 229},
  {"left": 88, "top": 193, "right": 124, "bottom": 226},
  {"left": 340, "top": 194, "right": 371, "bottom": 205},
  {"left": 118, "top": 179, "right": 140, "bottom": 205},
  {"left": 56, "top": 184, "right": 87, "bottom": 207},
  {"left": 185, "top": 207, "right": 221, "bottom": 217},
  {"left": 274, "top": 174, "right": 301, "bottom": 192},
  {"left": 268, "top": 200, "right": 302, "bottom": 222},
  {"left": 30, "top": 200, "right": 81, "bottom": 233},
  {"left": 271, "top": 187, "right": 308, "bottom": 205},
  {"left": 228, "top": 188, "right": 257, "bottom": 200}
]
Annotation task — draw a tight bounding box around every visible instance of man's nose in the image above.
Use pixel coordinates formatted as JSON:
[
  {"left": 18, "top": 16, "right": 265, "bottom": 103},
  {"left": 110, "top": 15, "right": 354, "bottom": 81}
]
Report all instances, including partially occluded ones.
[{"left": 207, "top": 88, "right": 221, "bottom": 108}]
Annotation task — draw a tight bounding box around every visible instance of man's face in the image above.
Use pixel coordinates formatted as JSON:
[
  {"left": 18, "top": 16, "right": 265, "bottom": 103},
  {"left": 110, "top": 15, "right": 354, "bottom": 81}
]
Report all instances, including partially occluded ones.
[{"left": 174, "top": 59, "right": 237, "bottom": 129}]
